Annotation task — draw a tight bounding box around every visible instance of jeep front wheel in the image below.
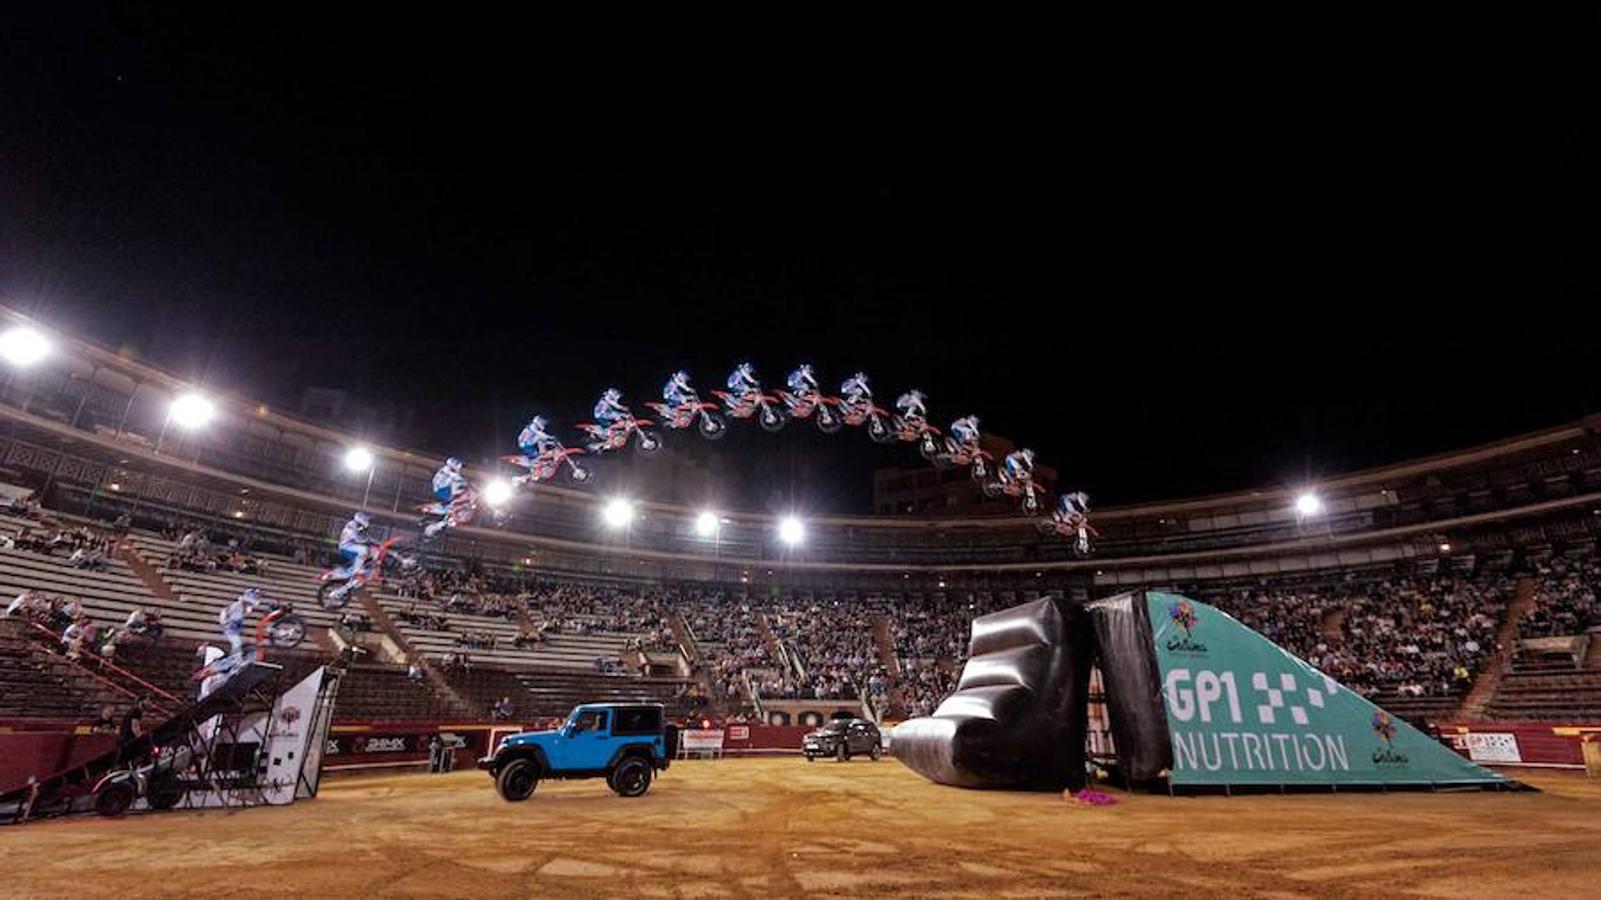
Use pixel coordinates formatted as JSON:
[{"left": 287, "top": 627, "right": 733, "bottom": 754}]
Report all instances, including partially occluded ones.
[
  {"left": 835, "top": 742, "right": 849, "bottom": 762},
  {"left": 609, "top": 757, "right": 652, "bottom": 797},
  {"left": 869, "top": 744, "right": 882, "bottom": 761},
  {"left": 495, "top": 759, "right": 540, "bottom": 802}
]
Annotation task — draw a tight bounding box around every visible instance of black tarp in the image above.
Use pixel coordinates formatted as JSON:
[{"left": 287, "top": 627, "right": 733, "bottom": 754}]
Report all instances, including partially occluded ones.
[
  {"left": 893, "top": 596, "right": 1092, "bottom": 790},
  {"left": 1087, "top": 590, "right": 1173, "bottom": 782}
]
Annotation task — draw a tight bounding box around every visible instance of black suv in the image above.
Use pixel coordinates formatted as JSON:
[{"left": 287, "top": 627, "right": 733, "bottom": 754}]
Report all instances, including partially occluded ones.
[{"left": 802, "top": 718, "right": 883, "bottom": 762}]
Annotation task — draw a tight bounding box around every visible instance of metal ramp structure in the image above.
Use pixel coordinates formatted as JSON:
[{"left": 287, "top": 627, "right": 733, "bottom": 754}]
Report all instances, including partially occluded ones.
[{"left": 1, "top": 657, "right": 345, "bottom": 823}]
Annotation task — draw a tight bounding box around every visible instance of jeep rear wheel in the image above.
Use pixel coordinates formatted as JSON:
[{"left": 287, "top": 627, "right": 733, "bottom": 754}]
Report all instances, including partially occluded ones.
[
  {"left": 609, "top": 757, "right": 652, "bottom": 797},
  {"left": 495, "top": 759, "right": 539, "bottom": 802}
]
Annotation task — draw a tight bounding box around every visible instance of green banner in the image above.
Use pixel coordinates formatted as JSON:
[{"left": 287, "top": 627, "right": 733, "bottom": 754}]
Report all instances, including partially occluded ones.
[{"left": 1146, "top": 591, "right": 1506, "bottom": 787}]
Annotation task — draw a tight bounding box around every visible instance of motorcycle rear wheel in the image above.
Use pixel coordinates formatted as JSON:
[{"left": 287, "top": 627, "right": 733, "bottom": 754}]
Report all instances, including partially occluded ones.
[{"left": 759, "top": 407, "right": 786, "bottom": 432}]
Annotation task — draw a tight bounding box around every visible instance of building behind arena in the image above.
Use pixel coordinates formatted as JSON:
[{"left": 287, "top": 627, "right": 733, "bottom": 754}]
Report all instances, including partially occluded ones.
[{"left": 1, "top": 310, "right": 1598, "bottom": 780}]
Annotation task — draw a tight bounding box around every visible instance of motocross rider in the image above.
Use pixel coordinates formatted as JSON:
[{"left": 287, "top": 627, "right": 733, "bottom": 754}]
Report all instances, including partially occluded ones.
[
  {"left": 895, "top": 389, "right": 928, "bottom": 426},
  {"left": 839, "top": 372, "right": 872, "bottom": 411},
  {"left": 518, "top": 415, "right": 560, "bottom": 458},
  {"left": 333, "top": 511, "right": 380, "bottom": 581}
]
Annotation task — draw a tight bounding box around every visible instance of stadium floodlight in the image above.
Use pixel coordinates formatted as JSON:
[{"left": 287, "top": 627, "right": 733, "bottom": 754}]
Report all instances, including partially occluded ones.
[
  {"left": 169, "top": 393, "right": 216, "bottom": 429},
  {"left": 778, "top": 515, "right": 805, "bottom": 547},
  {"left": 694, "top": 510, "right": 720, "bottom": 537},
  {"left": 602, "top": 497, "right": 635, "bottom": 529},
  {"left": 343, "top": 446, "right": 374, "bottom": 473},
  {"left": 483, "top": 478, "right": 514, "bottom": 507},
  {"left": 0, "top": 326, "right": 50, "bottom": 368},
  {"left": 1295, "top": 491, "right": 1323, "bottom": 517}
]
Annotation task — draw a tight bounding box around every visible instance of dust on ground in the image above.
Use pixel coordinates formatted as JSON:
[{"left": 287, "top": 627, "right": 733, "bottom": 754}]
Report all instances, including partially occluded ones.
[{"left": 3, "top": 758, "right": 1598, "bottom": 897}]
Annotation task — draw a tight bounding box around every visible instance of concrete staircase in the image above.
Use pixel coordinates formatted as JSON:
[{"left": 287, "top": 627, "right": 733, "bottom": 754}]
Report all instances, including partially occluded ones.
[
  {"left": 871, "top": 614, "right": 900, "bottom": 675},
  {"left": 115, "top": 540, "right": 177, "bottom": 602},
  {"left": 356, "top": 590, "right": 475, "bottom": 716},
  {"left": 1458, "top": 575, "right": 1537, "bottom": 721}
]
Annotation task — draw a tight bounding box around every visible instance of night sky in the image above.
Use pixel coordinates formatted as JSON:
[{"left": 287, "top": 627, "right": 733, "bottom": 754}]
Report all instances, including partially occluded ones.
[{"left": 3, "top": 7, "right": 1599, "bottom": 511}]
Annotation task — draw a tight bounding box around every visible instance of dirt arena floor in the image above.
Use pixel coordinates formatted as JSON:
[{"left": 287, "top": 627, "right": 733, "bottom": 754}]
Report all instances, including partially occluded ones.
[{"left": 3, "top": 757, "right": 1599, "bottom": 898}]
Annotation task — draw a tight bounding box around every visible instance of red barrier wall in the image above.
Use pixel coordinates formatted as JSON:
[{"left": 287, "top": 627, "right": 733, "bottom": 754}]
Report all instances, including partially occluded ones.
[
  {"left": 721, "top": 723, "right": 810, "bottom": 754},
  {"left": 0, "top": 731, "right": 117, "bottom": 792},
  {"left": 1440, "top": 722, "right": 1601, "bottom": 769}
]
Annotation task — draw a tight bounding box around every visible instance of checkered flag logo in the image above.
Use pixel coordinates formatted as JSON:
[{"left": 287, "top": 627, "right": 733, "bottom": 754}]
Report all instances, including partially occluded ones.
[{"left": 1253, "top": 671, "right": 1331, "bottom": 726}]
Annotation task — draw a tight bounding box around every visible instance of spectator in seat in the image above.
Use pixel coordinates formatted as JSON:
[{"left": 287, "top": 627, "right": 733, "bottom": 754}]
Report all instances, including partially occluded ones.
[
  {"left": 406, "top": 661, "right": 426, "bottom": 684},
  {"left": 91, "top": 704, "right": 117, "bottom": 734},
  {"left": 4, "top": 588, "right": 47, "bottom": 618}
]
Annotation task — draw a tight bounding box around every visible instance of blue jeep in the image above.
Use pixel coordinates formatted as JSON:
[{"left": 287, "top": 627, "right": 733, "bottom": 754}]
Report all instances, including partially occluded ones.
[{"left": 480, "top": 702, "right": 678, "bottom": 800}]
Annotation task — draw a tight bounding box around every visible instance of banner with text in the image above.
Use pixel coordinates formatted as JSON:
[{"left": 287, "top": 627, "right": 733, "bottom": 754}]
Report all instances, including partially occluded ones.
[{"left": 1147, "top": 591, "right": 1506, "bottom": 787}]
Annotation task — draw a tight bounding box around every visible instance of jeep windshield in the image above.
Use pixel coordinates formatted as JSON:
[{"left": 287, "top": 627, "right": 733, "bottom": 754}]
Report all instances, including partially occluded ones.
[{"left": 816, "top": 721, "right": 849, "bottom": 734}]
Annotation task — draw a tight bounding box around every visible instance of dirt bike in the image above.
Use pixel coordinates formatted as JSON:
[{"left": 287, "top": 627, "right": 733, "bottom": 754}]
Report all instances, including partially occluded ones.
[
  {"left": 259, "top": 602, "right": 306, "bottom": 648},
  {"left": 712, "top": 388, "right": 786, "bottom": 432},
  {"left": 777, "top": 389, "right": 844, "bottom": 433},
  {"left": 1036, "top": 514, "right": 1098, "bottom": 555},
  {"left": 192, "top": 603, "right": 303, "bottom": 681},
  {"left": 576, "top": 413, "right": 662, "bottom": 454},
  {"left": 317, "top": 536, "right": 404, "bottom": 608},
  {"left": 839, "top": 397, "right": 893, "bottom": 442},
  {"left": 983, "top": 470, "right": 1042, "bottom": 515},
  {"left": 418, "top": 487, "right": 479, "bottom": 541},
  {"left": 892, "top": 415, "right": 942, "bottom": 459},
  {"left": 645, "top": 398, "right": 727, "bottom": 440},
  {"left": 501, "top": 444, "right": 591, "bottom": 486},
  {"left": 936, "top": 437, "right": 994, "bottom": 480}
]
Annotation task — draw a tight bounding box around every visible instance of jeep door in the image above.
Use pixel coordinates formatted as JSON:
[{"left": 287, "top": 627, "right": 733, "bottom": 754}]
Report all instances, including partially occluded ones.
[{"left": 558, "top": 708, "right": 611, "bottom": 769}]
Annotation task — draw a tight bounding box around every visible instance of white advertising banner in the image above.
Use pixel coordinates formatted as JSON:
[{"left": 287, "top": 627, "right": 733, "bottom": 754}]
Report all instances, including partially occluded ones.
[
  {"left": 1462, "top": 732, "right": 1522, "bottom": 764},
  {"left": 680, "top": 729, "right": 725, "bottom": 753}
]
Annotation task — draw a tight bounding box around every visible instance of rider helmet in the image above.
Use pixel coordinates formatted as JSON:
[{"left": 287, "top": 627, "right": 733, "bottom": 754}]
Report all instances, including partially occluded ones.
[
  {"left": 603, "top": 388, "right": 622, "bottom": 403},
  {"left": 445, "top": 456, "right": 463, "bottom": 472},
  {"left": 671, "top": 370, "right": 690, "bottom": 388},
  {"left": 797, "top": 363, "right": 814, "bottom": 377},
  {"left": 242, "top": 587, "right": 261, "bottom": 602},
  {"left": 1020, "top": 448, "right": 1036, "bottom": 465},
  {"left": 737, "top": 361, "right": 755, "bottom": 377},
  {"left": 353, "top": 511, "right": 372, "bottom": 528},
  {"left": 530, "top": 415, "right": 548, "bottom": 431}
]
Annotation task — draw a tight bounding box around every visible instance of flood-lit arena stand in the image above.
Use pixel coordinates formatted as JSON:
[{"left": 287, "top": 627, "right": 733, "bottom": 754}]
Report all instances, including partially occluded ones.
[{"left": 2, "top": 315, "right": 1601, "bottom": 893}]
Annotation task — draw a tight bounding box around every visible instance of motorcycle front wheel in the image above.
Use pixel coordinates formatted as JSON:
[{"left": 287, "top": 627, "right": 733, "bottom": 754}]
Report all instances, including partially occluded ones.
[
  {"left": 982, "top": 481, "right": 1003, "bottom": 499},
  {"left": 269, "top": 616, "right": 307, "bottom": 648},
  {"left": 816, "top": 406, "right": 843, "bottom": 434},
  {"left": 698, "top": 412, "right": 727, "bottom": 440},
  {"left": 867, "top": 416, "right": 890, "bottom": 442},
  {"left": 636, "top": 429, "right": 662, "bottom": 453},
  {"left": 568, "top": 462, "right": 592, "bottom": 483},
  {"left": 759, "top": 407, "right": 786, "bottom": 432}
]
